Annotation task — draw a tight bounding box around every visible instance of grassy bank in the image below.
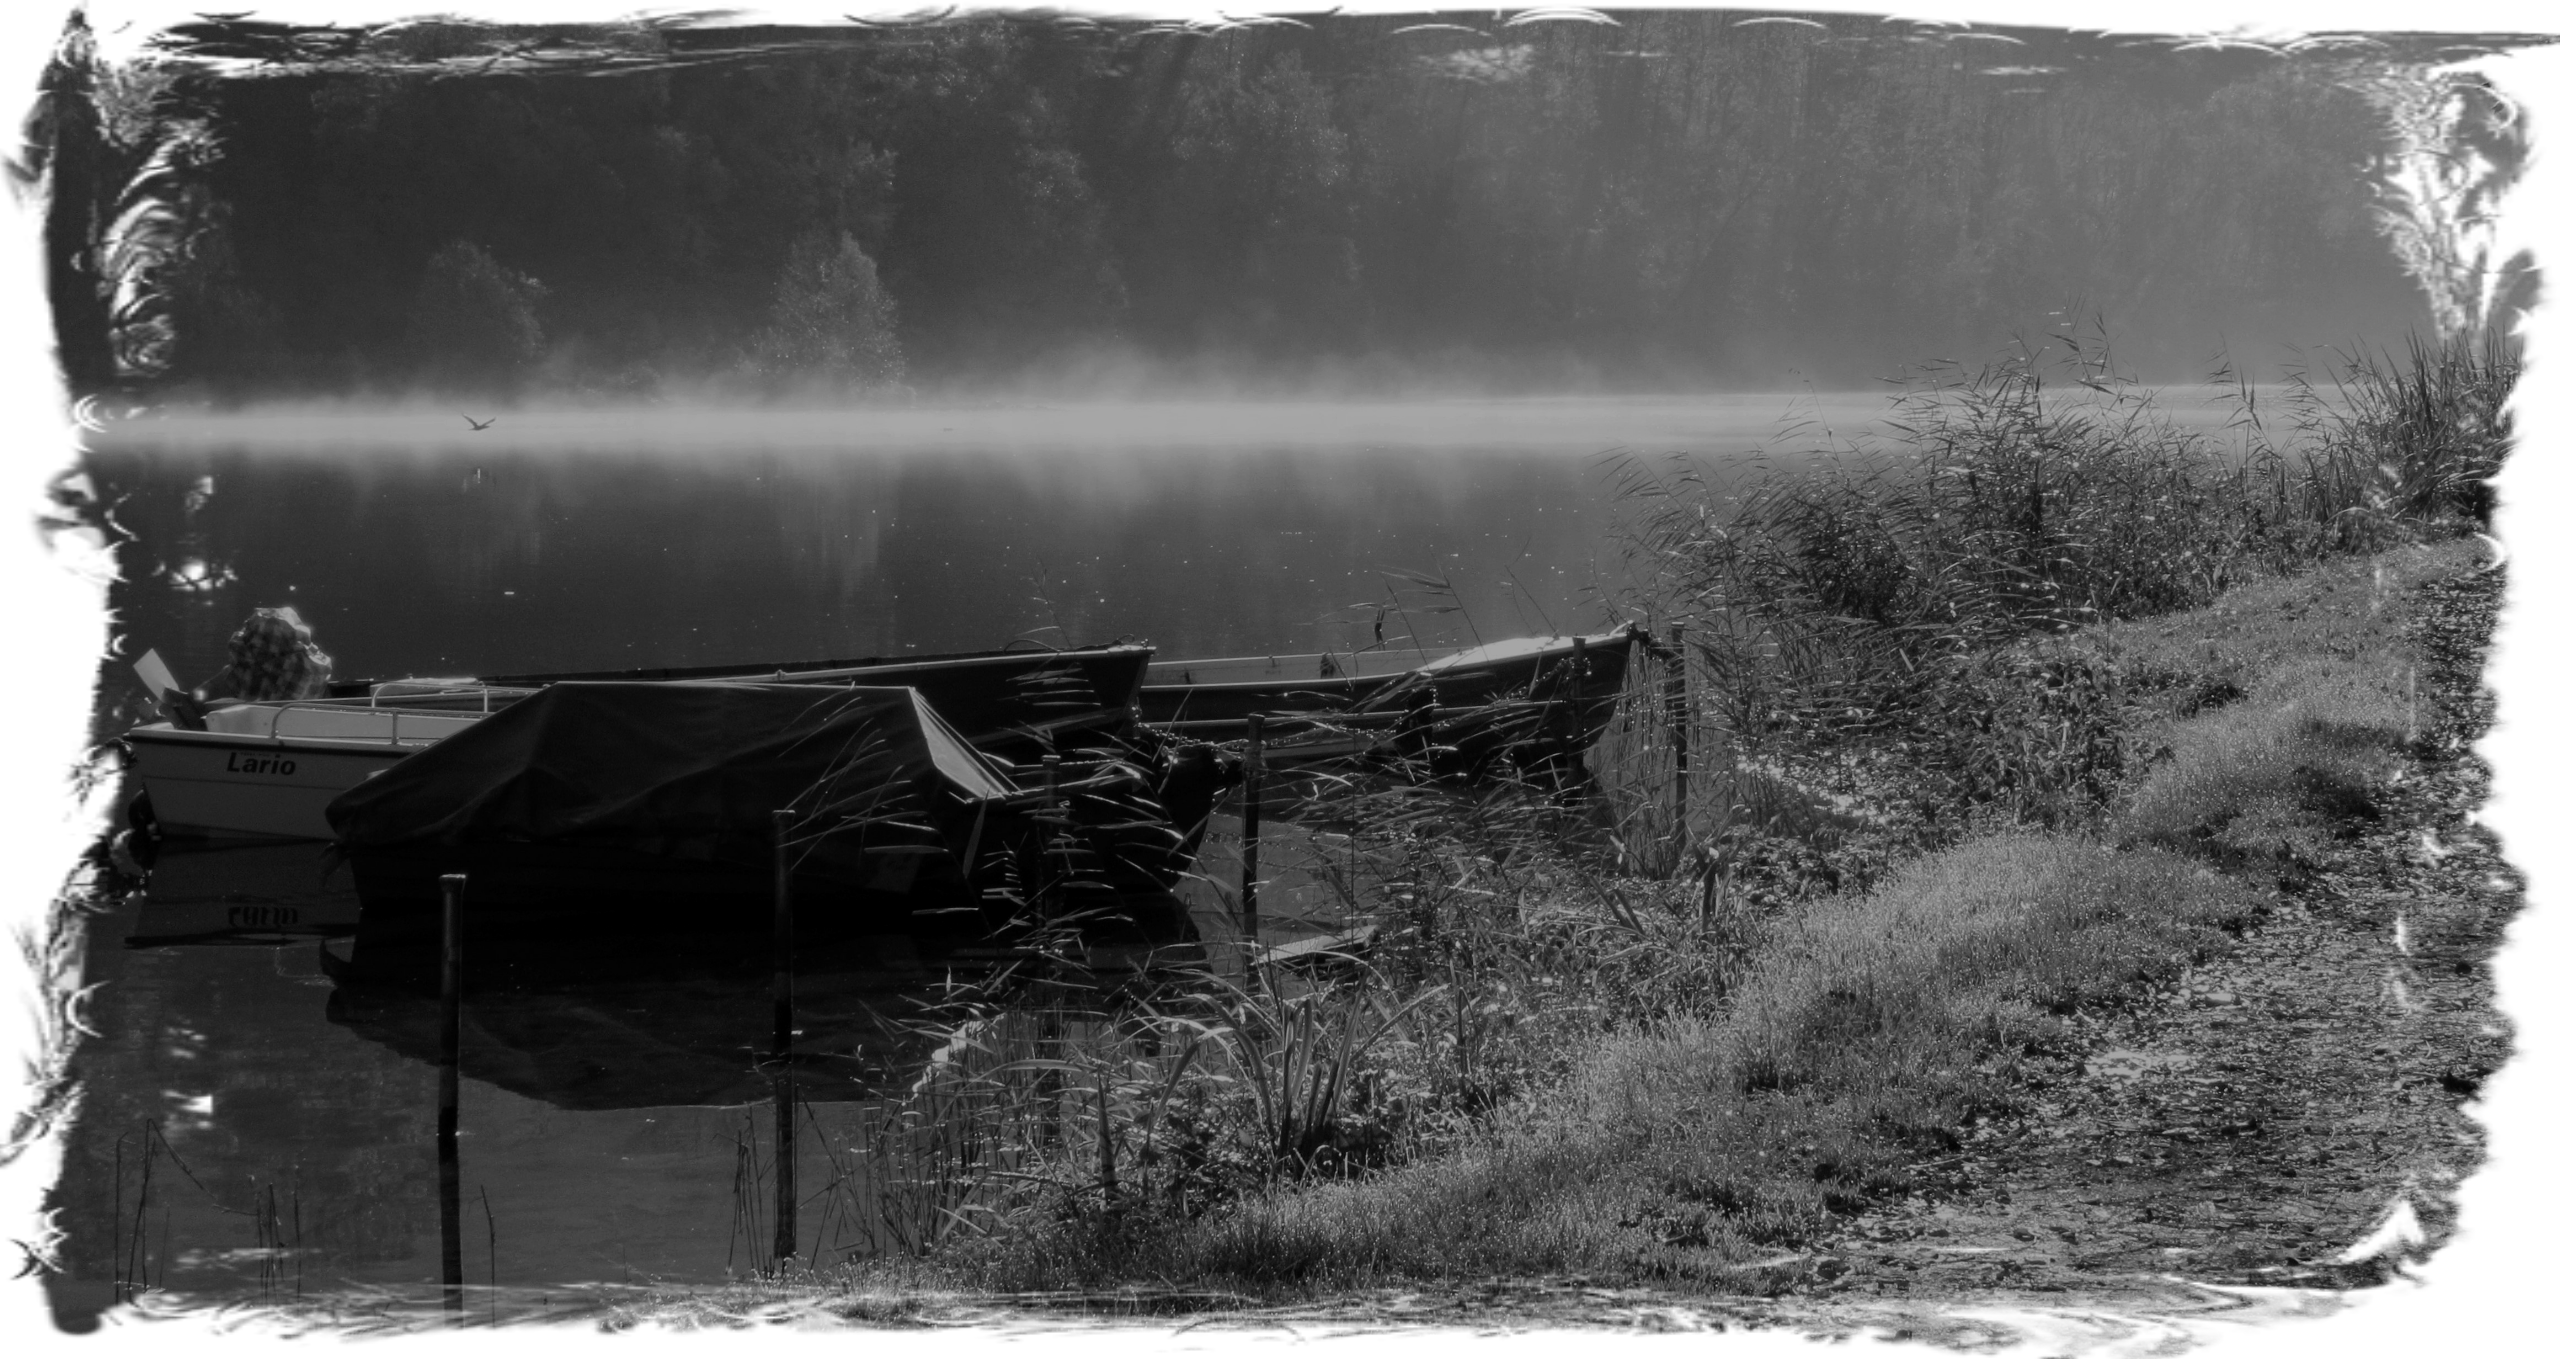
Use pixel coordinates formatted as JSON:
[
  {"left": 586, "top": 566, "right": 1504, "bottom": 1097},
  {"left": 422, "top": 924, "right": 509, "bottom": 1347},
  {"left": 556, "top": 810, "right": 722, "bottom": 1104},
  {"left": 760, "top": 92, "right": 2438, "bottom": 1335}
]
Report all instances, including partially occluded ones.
[{"left": 215, "top": 332, "right": 2539, "bottom": 1359}]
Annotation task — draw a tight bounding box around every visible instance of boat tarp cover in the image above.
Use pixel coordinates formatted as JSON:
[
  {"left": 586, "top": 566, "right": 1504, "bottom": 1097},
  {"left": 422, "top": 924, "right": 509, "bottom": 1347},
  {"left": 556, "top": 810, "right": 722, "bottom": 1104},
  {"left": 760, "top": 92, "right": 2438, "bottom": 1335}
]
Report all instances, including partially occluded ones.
[{"left": 326, "top": 683, "right": 1019, "bottom": 870}]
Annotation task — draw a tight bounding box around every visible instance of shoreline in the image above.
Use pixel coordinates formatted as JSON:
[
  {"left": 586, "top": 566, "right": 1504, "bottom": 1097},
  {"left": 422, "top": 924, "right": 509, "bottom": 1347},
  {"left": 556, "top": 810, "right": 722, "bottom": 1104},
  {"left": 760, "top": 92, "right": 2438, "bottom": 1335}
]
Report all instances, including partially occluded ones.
[{"left": 209, "top": 522, "right": 2529, "bottom": 1359}]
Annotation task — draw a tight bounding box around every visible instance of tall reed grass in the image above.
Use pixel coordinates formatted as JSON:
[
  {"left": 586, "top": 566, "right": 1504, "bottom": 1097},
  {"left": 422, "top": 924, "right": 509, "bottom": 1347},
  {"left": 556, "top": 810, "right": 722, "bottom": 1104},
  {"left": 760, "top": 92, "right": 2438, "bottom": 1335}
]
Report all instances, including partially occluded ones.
[
  {"left": 1611, "top": 328, "right": 2511, "bottom": 837},
  {"left": 755, "top": 767, "right": 1753, "bottom": 1283},
  {"left": 2259, "top": 330, "right": 2516, "bottom": 529},
  {"left": 805, "top": 329, "right": 2508, "bottom": 1295}
]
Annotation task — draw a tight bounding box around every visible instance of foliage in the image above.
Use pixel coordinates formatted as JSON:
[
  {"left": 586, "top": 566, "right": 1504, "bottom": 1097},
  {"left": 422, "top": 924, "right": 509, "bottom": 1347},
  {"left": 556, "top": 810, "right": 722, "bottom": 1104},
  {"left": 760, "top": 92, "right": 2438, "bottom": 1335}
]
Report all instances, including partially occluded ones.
[
  {"left": 405, "top": 240, "right": 548, "bottom": 395},
  {"left": 739, "top": 230, "right": 907, "bottom": 396},
  {"left": 2098, "top": 537, "right": 2483, "bottom": 875},
  {"left": 929, "top": 833, "right": 2246, "bottom": 1292},
  {"left": 1614, "top": 328, "right": 2511, "bottom": 841},
  {"left": 68, "top": 337, "right": 2463, "bottom": 1303},
  {"left": 27, "top": 8, "right": 122, "bottom": 150},
  {"left": 56, "top": 13, "right": 2490, "bottom": 400},
  {"left": 2289, "top": 331, "right": 2517, "bottom": 526}
]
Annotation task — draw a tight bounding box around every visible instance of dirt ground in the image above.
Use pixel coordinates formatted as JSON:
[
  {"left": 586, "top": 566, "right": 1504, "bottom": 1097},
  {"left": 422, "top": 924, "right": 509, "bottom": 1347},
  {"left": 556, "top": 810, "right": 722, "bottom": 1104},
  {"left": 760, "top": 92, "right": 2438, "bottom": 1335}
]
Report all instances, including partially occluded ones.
[{"left": 1761, "top": 534, "right": 2560, "bottom": 1359}]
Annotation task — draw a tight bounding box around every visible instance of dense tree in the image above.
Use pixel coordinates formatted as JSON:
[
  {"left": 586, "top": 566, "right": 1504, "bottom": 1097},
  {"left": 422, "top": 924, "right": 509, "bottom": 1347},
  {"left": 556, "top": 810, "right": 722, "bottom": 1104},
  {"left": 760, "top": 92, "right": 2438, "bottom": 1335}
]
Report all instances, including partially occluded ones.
[
  {"left": 316, "top": 0, "right": 706, "bottom": 360},
  {"left": 60, "top": 12, "right": 2478, "bottom": 403},
  {"left": 406, "top": 240, "right": 547, "bottom": 396},
  {"left": 742, "top": 228, "right": 906, "bottom": 394}
]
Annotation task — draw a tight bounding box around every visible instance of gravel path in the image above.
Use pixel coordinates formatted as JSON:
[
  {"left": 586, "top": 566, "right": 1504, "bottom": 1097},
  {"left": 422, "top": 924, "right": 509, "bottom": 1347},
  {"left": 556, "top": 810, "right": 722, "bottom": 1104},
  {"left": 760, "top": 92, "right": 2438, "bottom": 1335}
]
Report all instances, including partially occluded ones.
[{"left": 1761, "top": 532, "right": 2560, "bottom": 1359}]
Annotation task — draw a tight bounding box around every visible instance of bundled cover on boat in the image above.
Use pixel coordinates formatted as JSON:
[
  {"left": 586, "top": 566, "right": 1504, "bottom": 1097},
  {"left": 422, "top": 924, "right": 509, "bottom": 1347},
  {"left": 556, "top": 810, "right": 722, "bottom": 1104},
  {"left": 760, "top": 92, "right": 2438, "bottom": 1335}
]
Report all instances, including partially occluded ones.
[{"left": 326, "top": 681, "right": 1018, "bottom": 885}]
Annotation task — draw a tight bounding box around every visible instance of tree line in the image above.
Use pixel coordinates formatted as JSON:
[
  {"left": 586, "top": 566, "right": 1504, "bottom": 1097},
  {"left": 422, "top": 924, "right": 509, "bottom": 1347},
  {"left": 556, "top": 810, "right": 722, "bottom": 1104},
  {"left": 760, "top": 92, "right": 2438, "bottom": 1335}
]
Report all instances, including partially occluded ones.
[{"left": 36, "top": 12, "right": 2469, "bottom": 403}]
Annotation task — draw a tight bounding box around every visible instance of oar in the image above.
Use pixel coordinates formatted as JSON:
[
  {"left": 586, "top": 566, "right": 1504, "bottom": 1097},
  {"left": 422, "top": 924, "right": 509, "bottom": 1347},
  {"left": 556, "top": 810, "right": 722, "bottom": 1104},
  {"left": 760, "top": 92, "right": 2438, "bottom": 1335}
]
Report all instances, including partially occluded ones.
[{"left": 133, "top": 650, "right": 208, "bottom": 730}]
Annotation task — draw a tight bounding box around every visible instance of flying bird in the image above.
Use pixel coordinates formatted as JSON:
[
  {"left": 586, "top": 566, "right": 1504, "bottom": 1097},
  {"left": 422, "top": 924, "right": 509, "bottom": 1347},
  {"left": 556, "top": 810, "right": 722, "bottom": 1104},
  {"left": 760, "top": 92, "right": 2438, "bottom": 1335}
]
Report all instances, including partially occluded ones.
[{"left": 465, "top": 415, "right": 495, "bottom": 431}]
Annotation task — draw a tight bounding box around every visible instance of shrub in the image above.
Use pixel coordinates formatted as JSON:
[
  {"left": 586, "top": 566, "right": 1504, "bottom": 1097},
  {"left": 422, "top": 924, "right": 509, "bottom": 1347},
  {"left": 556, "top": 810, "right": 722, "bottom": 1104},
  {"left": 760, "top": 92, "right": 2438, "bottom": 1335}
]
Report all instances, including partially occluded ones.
[
  {"left": 406, "top": 239, "right": 547, "bottom": 395},
  {"left": 740, "top": 229, "right": 908, "bottom": 396},
  {"left": 1615, "top": 328, "right": 2509, "bottom": 848}
]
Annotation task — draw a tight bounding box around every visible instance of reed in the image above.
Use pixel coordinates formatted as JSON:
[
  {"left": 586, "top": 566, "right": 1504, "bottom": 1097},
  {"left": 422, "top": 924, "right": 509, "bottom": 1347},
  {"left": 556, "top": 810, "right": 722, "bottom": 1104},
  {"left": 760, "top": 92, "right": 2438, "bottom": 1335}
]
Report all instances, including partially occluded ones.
[
  {"left": 1609, "top": 327, "right": 2511, "bottom": 845},
  {"left": 2293, "top": 325, "right": 2549, "bottom": 552},
  {"left": 92, "top": 332, "right": 2495, "bottom": 1310}
]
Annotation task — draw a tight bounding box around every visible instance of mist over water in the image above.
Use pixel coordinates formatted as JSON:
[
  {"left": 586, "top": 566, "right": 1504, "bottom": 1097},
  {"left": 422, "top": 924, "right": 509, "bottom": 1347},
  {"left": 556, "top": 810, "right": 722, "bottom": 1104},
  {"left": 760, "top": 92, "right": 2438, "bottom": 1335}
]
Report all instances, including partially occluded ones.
[
  {"left": 5, "top": 396, "right": 1822, "bottom": 1359},
  {"left": 51, "top": 386, "right": 2303, "bottom": 1318},
  {"left": 110, "top": 394, "right": 1895, "bottom": 455},
  {"left": 41, "top": 6, "right": 2501, "bottom": 1323}
]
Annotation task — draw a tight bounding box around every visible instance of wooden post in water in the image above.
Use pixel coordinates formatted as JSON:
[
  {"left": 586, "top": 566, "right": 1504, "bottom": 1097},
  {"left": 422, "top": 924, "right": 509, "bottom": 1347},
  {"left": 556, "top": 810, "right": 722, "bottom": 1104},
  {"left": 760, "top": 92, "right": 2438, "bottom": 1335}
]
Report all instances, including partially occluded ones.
[
  {"left": 1668, "top": 625, "right": 1689, "bottom": 864},
  {"left": 1570, "top": 636, "right": 1589, "bottom": 748},
  {"left": 1041, "top": 754, "right": 1063, "bottom": 928},
  {"left": 770, "top": 809, "right": 797, "bottom": 1271},
  {"left": 1240, "top": 714, "right": 1265, "bottom": 985},
  {"left": 1699, "top": 846, "right": 1727, "bottom": 937},
  {"left": 438, "top": 872, "right": 466, "bottom": 1316}
]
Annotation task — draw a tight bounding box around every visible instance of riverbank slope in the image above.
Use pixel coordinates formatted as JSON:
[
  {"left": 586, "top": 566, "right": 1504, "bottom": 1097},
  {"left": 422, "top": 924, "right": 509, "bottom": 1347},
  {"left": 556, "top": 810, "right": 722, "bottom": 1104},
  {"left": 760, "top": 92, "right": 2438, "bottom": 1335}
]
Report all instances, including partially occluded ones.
[
  {"left": 136, "top": 536, "right": 2516, "bottom": 1338},
  {"left": 1794, "top": 538, "right": 2512, "bottom": 1303}
]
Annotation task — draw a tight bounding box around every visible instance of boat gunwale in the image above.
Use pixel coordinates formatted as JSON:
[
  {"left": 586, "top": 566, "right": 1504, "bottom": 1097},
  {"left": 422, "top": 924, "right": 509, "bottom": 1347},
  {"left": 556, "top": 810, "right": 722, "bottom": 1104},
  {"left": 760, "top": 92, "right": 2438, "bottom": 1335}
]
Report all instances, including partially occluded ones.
[
  {"left": 124, "top": 722, "right": 450, "bottom": 755},
  {"left": 352, "top": 640, "right": 1158, "bottom": 693}
]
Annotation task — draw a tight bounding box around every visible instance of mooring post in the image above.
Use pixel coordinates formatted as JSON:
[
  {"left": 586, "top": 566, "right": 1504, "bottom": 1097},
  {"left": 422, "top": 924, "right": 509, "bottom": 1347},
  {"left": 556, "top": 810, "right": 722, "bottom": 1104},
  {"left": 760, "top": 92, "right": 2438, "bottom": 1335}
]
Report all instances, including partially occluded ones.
[
  {"left": 438, "top": 872, "right": 466, "bottom": 1315},
  {"left": 1041, "top": 753, "right": 1063, "bottom": 925},
  {"left": 1699, "top": 845, "right": 1726, "bottom": 937},
  {"left": 770, "top": 809, "right": 797, "bottom": 1271},
  {"left": 1571, "top": 635, "right": 1589, "bottom": 735},
  {"left": 1668, "top": 625, "right": 1689, "bottom": 864},
  {"left": 1240, "top": 713, "right": 1265, "bottom": 984}
]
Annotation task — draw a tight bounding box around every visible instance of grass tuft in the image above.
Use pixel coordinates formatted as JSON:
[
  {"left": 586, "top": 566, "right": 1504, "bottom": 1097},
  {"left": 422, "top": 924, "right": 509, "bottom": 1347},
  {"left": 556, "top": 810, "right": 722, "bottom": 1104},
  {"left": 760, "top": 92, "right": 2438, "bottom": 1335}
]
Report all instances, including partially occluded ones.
[{"left": 199, "top": 332, "right": 2539, "bottom": 1359}]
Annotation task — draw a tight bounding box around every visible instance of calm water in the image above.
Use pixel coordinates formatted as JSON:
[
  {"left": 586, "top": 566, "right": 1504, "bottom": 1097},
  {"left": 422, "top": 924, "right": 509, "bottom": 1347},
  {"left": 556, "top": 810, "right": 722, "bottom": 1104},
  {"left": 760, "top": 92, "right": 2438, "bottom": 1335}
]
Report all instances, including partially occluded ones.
[{"left": 49, "top": 392, "right": 2262, "bottom": 1324}]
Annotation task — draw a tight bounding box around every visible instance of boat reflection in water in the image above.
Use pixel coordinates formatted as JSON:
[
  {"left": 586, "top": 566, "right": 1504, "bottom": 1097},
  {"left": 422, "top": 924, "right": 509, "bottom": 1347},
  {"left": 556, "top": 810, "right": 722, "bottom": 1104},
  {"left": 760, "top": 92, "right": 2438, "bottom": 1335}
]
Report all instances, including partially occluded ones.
[
  {"left": 30, "top": 818, "right": 366, "bottom": 946},
  {"left": 323, "top": 948, "right": 914, "bottom": 1110},
  {"left": 126, "top": 839, "right": 362, "bottom": 946}
]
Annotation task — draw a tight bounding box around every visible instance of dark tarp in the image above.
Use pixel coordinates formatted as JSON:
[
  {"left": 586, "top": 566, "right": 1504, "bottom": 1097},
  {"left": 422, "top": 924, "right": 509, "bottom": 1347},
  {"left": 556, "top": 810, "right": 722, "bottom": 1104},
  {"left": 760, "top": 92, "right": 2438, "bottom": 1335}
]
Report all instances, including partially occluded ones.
[
  {"left": 450, "top": 644, "right": 1155, "bottom": 751},
  {"left": 326, "top": 682, "right": 1019, "bottom": 885}
]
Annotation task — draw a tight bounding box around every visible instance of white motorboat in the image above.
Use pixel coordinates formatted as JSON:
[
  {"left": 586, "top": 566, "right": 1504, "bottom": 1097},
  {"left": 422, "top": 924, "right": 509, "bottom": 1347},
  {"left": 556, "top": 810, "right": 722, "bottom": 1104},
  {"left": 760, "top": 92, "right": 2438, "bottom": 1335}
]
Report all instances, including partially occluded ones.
[{"left": 123, "top": 689, "right": 506, "bottom": 840}]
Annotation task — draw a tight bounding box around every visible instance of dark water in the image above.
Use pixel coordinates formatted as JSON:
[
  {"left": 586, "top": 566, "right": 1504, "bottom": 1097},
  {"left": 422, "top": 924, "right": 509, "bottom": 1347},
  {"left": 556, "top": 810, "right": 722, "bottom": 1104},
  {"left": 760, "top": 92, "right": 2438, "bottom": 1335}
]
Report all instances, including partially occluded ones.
[{"left": 0, "top": 406, "right": 1781, "bottom": 1359}]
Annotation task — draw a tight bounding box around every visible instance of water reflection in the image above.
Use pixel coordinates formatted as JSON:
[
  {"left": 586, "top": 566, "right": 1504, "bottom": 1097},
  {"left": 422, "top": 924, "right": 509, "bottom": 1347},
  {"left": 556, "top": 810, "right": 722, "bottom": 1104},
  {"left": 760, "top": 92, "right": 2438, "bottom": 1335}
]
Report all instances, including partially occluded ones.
[
  {"left": 0, "top": 417, "right": 1689, "bottom": 1359},
  {"left": 7, "top": 834, "right": 931, "bottom": 1351}
]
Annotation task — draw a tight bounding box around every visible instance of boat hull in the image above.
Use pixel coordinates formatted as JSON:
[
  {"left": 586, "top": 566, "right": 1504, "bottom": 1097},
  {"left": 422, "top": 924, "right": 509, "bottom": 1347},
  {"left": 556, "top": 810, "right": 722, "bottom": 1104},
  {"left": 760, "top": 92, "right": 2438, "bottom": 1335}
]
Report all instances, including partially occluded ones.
[{"left": 126, "top": 729, "right": 413, "bottom": 840}]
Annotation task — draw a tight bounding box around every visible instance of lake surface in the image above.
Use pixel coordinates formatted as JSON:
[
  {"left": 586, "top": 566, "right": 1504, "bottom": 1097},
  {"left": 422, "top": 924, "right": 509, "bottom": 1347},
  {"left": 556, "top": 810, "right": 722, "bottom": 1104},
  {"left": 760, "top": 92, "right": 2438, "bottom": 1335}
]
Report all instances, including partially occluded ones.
[{"left": 47, "top": 391, "right": 2269, "bottom": 1325}]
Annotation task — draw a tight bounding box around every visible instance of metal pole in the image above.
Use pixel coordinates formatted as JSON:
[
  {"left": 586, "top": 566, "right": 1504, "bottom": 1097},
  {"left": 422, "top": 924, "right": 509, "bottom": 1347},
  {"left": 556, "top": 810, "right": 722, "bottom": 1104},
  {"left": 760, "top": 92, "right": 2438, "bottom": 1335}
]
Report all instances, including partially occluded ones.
[
  {"left": 1669, "top": 625, "right": 1689, "bottom": 864},
  {"left": 438, "top": 872, "right": 465, "bottom": 1316},
  {"left": 770, "top": 809, "right": 796, "bottom": 1270},
  {"left": 1240, "top": 713, "right": 1264, "bottom": 982}
]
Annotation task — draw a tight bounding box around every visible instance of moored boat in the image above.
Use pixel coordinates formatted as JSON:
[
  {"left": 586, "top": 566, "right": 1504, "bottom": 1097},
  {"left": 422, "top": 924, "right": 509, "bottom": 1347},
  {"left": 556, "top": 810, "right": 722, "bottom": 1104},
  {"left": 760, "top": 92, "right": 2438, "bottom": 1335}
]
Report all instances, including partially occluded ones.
[
  {"left": 336, "top": 642, "right": 1157, "bottom": 754},
  {"left": 1137, "top": 646, "right": 1460, "bottom": 726},
  {"left": 1145, "top": 626, "right": 1647, "bottom": 786},
  {"left": 121, "top": 643, "right": 1156, "bottom": 843},
  {"left": 321, "top": 681, "right": 1208, "bottom": 986},
  {"left": 122, "top": 690, "right": 513, "bottom": 841}
]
